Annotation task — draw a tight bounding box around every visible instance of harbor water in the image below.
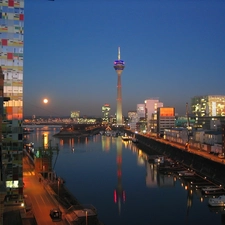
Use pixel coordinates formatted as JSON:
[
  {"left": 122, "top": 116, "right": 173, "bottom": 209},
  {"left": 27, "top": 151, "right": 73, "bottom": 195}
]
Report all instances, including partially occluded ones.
[{"left": 25, "top": 127, "right": 225, "bottom": 225}]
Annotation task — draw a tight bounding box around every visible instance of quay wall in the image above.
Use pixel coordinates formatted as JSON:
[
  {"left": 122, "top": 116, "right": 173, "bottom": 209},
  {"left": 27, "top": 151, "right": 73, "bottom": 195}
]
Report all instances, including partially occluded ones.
[{"left": 127, "top": 131, "right": 225, "bottom": 186}]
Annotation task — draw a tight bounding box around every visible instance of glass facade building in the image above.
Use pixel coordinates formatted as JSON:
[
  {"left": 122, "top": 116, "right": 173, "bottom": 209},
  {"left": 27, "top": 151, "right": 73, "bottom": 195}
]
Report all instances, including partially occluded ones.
[
  {"left": 191, "top": 95, "right": 225, "bottom": 117},
  {"left": 102, "top": 104, "right": 110, "bottom": 123},
  {"left": 0, "top": 0, "right": 24, "bottom": 208},
  {"left": 137, "top": 104, "right": 145, "bottom": 119}
]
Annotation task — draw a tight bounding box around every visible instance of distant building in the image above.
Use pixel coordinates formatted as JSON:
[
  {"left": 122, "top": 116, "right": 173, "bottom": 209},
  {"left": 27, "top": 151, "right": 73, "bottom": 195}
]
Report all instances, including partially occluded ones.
[
  {"left": 175, "top": 116, "right": 195, "bottom": 128},
  {"left": 71, "top": 111, "right": 80, "bottom": 118},
  {"left": 137, "top": 104, "right": 145, "bottom": 120},
  {"left": 102, "top": 104, "right": 110, "bottom": 123},
  {"left": 194, "top": 116, "right": 225, "bottom": 130},
  {"left": 145, "top": 98, "right": 163, "bottom": 132},
  {"left": 191, "top": 95, "right": 225, "bottom": 117},
  {"left": 127, "top": 111, "right": 138, "bottom": 131},
  {"left": 157, "top": 107, "right": 175, "bottom": 136},
  {"left": 128, "top": 111, "right": 137, "bottom": 120},
  {"left": 190, "top": 95, "right": 225, "bottom": 129}
]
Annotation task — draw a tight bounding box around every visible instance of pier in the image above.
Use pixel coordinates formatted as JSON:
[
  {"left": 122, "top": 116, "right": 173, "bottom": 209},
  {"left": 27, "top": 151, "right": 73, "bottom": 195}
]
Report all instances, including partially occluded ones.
[{"left": 127, "top": 131, "right": 225, "bottom": 187}]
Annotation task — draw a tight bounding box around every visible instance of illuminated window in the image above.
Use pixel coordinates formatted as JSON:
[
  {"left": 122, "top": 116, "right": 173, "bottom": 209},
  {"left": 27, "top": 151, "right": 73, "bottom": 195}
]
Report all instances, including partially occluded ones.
[{"left": 6, "top": 180, "right": 19, "bottom": 188}]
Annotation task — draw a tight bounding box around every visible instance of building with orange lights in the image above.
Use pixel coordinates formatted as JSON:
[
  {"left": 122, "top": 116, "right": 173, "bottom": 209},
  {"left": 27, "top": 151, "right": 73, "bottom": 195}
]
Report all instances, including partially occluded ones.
[{"left": 157, "top": 107, "right": 175, "bottom": 136}]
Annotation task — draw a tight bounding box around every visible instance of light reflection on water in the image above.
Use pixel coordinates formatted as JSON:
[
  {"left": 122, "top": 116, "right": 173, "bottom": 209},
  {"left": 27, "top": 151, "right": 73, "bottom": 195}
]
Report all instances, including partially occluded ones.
[{"left": 26, "top": 128, "right": 224, "bottom": 225}]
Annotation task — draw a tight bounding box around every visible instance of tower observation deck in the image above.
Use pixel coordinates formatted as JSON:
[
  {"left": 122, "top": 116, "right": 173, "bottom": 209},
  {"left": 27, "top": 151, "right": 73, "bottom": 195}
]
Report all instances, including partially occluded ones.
[{"left": 113, "top": 47, "right": 125, "bottom": 125}]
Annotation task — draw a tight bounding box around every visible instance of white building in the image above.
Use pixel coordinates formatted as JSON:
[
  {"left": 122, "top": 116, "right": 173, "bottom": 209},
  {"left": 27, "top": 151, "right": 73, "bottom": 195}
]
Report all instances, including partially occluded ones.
[
  {"left": 145, "top": 98, "right": 163, "bottom": 132},
  {"left": 164, "top": 128, "right": 188, "bottom": 144},
  {"left": 137, "top": 104, "right": 145, "bottom": 119}
]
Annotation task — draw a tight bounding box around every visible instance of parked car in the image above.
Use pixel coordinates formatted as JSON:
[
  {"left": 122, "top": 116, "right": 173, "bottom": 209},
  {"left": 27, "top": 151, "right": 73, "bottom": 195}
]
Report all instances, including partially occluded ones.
[{"left": 218, "top": 153, "right": 225, "bottom": 159}]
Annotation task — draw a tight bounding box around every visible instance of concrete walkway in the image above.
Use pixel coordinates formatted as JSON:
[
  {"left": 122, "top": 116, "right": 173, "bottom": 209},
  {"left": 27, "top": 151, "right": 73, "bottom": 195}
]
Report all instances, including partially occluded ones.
[{"left": 22, "top": 155, "right": 68, "bottom": 225}]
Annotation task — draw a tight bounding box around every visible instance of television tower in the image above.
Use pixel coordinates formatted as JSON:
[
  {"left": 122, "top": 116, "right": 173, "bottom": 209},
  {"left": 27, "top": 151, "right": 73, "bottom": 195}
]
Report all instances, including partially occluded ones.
[{"left": 113, "top": 47, "right": 125, "bottom": 125}]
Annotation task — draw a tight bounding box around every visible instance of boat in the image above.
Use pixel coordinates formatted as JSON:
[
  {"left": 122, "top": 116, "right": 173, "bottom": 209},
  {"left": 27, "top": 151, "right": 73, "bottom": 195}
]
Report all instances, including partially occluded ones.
[
  {"left": 202, "top": 186, "right": 224, "bottom": 194},
  {"left": 208, "top": 195, "right": 225, "bottom": 207},
  {"left": 218, "top": 153, "right": 225, "bottom": 159},
  {"left": 148, "top": 155, "right": 164, "bottom": 164},
  {"left": 121, "top": 133, "right": 132, "bottom": 141},
  {"left": 178, "top": 170, "right": 195, "bottom": 177},
  {"left": 23, "top": 128, "right": 34, "bottom": 134}
]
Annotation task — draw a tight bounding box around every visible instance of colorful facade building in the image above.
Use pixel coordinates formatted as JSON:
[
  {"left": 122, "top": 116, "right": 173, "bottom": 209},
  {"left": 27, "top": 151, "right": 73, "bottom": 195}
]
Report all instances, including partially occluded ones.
[{"left": 0, "top": 0, "right": 24, "bottom": 216}]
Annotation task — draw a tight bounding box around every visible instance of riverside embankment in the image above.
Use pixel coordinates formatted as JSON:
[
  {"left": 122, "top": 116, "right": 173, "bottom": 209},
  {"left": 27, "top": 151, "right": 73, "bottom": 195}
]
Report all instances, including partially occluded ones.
[
  {"left": 23, "top": 150, "right": 103, "bottom": 225},
  {"left": 53, "top": 126, "right": 102, "bottom": 138},
  {"left": 126, "top": 131, "right": 225, "bottom": 186}
]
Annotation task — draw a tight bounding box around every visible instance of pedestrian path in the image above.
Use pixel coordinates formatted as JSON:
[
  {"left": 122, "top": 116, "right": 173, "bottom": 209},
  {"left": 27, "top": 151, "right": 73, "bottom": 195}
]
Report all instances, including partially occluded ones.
[{"left": 22, "top": 155, "right": 67, "bottom": 225}]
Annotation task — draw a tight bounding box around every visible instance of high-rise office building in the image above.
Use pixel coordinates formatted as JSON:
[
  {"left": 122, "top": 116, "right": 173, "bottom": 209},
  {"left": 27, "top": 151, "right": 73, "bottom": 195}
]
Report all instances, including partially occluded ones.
[
  {"left": 0, "top": 0, "right": 24, "bottom": 215},
  {"left": 157, "top": 107, "right": 175, "bottom": 135},
  {"left": 127, "top": 111, "right": 138, "bottom": 131},
  {"left": 102, "top": 104, "right": 110, "bottom": 123},
  {"left": 113, "top": 47, "right": 125, "bottom": 125},
  {"left": 145, "top": 98, "right": 163, "bottom": 132},
  {"left": 191, "top": 95, "right": 225, "bottom": 117},
  {"left": 137, "top": 104, "right": 145, "bottom": 119}
]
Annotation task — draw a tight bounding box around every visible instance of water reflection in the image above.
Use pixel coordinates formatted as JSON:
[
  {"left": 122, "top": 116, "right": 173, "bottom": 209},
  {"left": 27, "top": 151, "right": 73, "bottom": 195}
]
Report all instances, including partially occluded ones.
[
  {"left": 114, "top": 138, "right": 125, "bottom": 215},
  {"left": 101, "top": 136, "right": 111, "bottom": 152},
  {"left": 25, "top": 131, "right": 225, "bottom": 224}
]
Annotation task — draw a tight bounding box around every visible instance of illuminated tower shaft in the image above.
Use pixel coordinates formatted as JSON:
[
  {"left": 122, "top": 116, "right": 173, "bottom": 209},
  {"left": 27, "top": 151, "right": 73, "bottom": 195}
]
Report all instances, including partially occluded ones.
[
  {"left": 117, "top": 70, "right": 122, "bottom": 125},
  {"left": 114, "top": 47, "right": 125, "bottom": 125}
]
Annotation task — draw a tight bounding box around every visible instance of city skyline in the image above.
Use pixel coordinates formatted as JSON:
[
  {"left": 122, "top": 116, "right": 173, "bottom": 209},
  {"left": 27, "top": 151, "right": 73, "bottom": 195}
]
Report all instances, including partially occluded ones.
[{"left": 24, "top": 0, "right": 225, "bottom": 117}]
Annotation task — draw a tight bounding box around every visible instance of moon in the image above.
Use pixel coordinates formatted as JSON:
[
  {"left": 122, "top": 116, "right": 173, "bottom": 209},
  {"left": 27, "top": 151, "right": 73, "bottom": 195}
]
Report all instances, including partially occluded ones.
[{"left": 43, "top": 98, "right": 48, "bottom": 104}]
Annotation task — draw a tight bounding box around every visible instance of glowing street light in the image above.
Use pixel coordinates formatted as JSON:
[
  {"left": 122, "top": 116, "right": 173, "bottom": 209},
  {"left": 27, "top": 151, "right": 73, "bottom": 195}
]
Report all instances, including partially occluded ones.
[{"left": 86, "top": 210, "right": 88, "bottom": 225}]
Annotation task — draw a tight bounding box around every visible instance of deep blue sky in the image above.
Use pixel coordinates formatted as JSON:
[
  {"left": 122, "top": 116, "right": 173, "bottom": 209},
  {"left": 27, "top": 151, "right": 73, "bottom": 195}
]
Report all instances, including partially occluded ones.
[{"left": 23, "top": 0, "right": 225, "bottom": 117}]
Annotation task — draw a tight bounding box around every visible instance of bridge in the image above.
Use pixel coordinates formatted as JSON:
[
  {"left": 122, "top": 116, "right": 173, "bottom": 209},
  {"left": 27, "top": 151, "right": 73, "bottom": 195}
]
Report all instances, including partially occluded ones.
[{"left": 23, "top": 124, "right": 62, "bottom": 132}]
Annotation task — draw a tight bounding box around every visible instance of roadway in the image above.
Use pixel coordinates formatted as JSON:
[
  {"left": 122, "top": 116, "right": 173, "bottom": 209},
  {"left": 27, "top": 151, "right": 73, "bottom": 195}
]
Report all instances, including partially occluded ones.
[{"left": 23, "top": 155, "right": 67, "bottom": 225}]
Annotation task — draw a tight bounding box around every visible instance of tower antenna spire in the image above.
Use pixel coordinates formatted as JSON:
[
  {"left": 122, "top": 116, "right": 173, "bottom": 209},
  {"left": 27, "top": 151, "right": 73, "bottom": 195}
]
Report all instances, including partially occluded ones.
[{"left": 118, "top": 47, "right": 120, "bottom": 60}]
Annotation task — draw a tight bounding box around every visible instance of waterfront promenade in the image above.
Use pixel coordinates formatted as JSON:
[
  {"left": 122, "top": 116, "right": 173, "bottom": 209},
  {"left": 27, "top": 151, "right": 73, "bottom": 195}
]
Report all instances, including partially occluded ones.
[
  {"left": 3, "top": 153, "right": 102, "bottom": 225},
  {"left": 21, "top": 155, "right": 67, "bottom": 225},
  {"left": 22, "top": 154, "right": 102, "bottom": 225}
]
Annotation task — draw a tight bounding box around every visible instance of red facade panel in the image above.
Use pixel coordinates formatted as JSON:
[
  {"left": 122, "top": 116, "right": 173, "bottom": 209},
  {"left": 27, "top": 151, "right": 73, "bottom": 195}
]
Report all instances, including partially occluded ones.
[
  {"left": 8, "top": 0, "right": 14, "bottom": 7},
  {"left": 2, "top": 39, "right": 8, "bottom": 46},
  {"left": 19, "top": 14, "right": 24, "bottom": 21},
  {"left": 7, "top": 53, "right": 13, "bottom": 60}
]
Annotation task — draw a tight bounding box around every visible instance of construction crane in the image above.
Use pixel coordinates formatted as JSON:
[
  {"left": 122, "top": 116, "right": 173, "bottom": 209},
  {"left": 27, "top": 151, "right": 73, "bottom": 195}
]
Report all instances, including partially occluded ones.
[
  {"left": 186, "top": 103, "right": 190, "bottom": 129},
  {"left": 185, "top": 103, "right": 191, "bottom": 150}
]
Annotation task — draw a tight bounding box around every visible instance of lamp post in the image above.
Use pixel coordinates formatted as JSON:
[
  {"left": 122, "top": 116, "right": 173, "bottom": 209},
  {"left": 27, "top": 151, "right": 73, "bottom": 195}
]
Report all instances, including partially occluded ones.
[
  {"left": 85, "top": 210, "right": 88, "bottom": 225},
  {"left": 57, "top": 177, "right": 60, "bottom": 209}
]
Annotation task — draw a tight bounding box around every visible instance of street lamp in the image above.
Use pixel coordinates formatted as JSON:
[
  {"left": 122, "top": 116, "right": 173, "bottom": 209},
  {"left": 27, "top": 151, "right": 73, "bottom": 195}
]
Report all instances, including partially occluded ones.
[
  {"left": 85, "top": 210, "right": 88, "bottom": 225},
  {"left": 57, "top": 177, "right": 60, "bottom": 209}
]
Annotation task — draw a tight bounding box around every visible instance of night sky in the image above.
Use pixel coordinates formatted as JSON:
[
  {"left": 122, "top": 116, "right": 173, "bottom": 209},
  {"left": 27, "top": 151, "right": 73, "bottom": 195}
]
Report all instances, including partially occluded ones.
[{"left": 23, "top": 0, "right": 225, "bottom": 117}]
